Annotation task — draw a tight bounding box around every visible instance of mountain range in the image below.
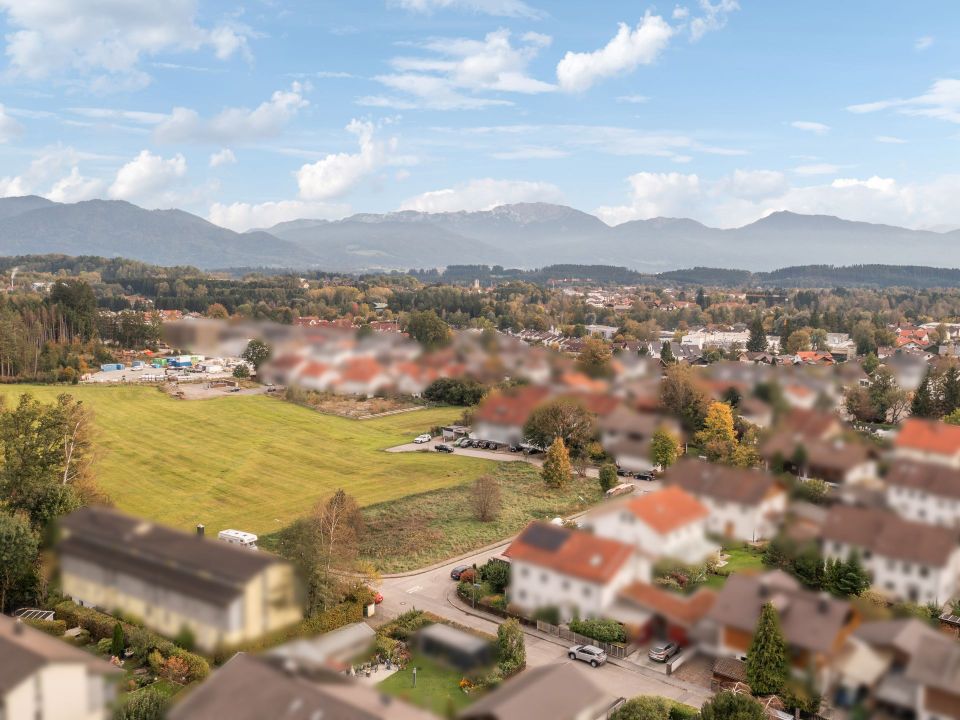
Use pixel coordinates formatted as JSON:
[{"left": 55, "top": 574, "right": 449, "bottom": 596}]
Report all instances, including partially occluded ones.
[{"left": 0, "top": 196, "right": 957, "bottom": 272}]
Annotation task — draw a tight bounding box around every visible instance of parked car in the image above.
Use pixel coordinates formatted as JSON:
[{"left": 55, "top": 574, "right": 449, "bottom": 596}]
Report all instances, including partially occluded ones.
[
  {"left": 450, "top": 565, "right": 471, "bottom": 580},
  {"left": 456, "top": 437, "right": 473, "bottom": 447},
  {"left": 648, "top": 642, "right": 680, "bottom": 663},
  {"left": 568, "top": 645, "right": 607, "bottom": 668},
  {"left": 471, "top": 439, "right": 483, "bottom": 448},
  {"left": 616, "top": 467, "right": 632, "bottom": 476},
  {"left": 435, "top": 443, "right": 454, "bottom": 453},
  {"left": 228, "top": 387, "right": 241, "bottom": 393},
  {"left": 634, "top": 471, "right": 655, "bottom": 481},
  {"left": 508, "top": 443, "right": 523, "bottom": 452},
  {"left": 413, "top": 434, "right": 432, "bottom": 444}
]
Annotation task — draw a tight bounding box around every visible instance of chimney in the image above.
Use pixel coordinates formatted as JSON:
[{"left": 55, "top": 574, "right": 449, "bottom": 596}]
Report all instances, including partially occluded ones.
[
  {"left": 14, "top": 618, "right": 24, "bottom": 635},
  {"left": 196, "top": 524, "right": 205, "bottom": 538}
]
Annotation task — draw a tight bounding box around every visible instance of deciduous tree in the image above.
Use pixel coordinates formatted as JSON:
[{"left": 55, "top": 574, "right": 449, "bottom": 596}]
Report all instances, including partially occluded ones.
[
  {"left": 471, "top": 475, "right": 501, "bottom": 522},
  {"left": 650, "top": 428, "right": 680, "bottom": 469},
  {"left": 0, "top": 510, "right": 38, "bottom": 612},
  {"left": 523, "top": 397, "right": 595, "bottom": 456}
]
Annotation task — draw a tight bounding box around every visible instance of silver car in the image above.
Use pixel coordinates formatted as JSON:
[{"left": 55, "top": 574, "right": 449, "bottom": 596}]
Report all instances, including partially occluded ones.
[{"left": 568, "top": 644, "right": 607, "bottom": 667}]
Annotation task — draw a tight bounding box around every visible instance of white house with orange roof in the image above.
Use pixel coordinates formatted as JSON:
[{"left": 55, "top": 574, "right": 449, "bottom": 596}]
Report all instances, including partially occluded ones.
[
  {"left": 334, "top": 357, "right": 391, "bottom": 397},
  {"left": 894, "top": 418, "right": 960, "bottom": 468},
  {"left": 504, "top": 521, "right": 641, "bottom": 622},
  {"left": 583, "top": 486, "right": 719, "bottom": 566}
]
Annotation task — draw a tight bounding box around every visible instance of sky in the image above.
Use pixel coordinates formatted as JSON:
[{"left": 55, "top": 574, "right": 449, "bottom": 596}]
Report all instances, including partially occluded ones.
[{"left": 0, "top": 1, "right": 959, "bottom": 232}]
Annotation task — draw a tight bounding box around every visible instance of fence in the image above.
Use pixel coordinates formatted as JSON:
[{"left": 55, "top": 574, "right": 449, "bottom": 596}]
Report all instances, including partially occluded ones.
[{"left": 535, "top": 620, "right": 633, "bottom": 660}]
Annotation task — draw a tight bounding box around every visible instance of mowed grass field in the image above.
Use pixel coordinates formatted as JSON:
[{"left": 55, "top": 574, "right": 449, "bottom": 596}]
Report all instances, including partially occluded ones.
[{"left": 0, "top": 385, "right": 494, "bottom": 535}]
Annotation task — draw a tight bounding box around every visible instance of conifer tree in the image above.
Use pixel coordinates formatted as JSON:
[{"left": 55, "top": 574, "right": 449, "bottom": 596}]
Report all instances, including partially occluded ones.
[
  {"left": 542, "top": 437, "right": 572, "bottom": 488},
  {"left": 745, "top": 602, "right": 789, "bottom": 695}
]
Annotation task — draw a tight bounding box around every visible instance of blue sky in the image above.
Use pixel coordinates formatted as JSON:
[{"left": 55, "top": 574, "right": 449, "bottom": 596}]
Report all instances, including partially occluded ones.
[{"left": 0, "top": 1, "right": 959, "bottom": 231}]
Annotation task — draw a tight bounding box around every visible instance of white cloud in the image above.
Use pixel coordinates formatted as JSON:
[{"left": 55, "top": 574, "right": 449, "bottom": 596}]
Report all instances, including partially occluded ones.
[
  {"left": 47, "top": 167, "right": 105, "bottom": 202},
  {"left": 0, "top": 0, "right": 255, "bottom": 86},
  {"left": 672, "top": 6, "right": 690, "bottom": 20},
  {"left": 556, "top": 13, "right": 674, "bottom": 92},
  {"left": 364, "top": 29, "right": 554, "bottom": 110},
  {"left": 792, "top": 163, "right": 846, "bottom": 176},
  {"left": 209, "top": 148, "right": 237, "bottom": 167},
  {"left": 848, "top": 78, "right": 960, "bottom": 124},
  {"left": 108, "top": 150, "right": 187, "bottom": 204},
  {"left": 0, "top": 145, "right": 104, "bottom": 201},
  {"left": 296, "top": 119, "right": 405, "bottom": 200},
  {"left": 597, "top": 169, "right": 960, "bottom": 229},
  {"left": 491, "top": 146, "right": 569, "bottom": 160},
  {"left": 616, "top": 94, "right": 650, "bottom": 104},
  {"left": 689, "top": 0, "right": 739, "bottom": 42},
  {"left": 389, "top": 0, "right": 542, "bottom": 18},
  {"left": 790, "top": 120, "right": 830, "bottom": 134},
  {"left": 68, "top": 107, "right": 167, "bottom": 125},
  {"left": 915, "top": 36, "right": 934, "bottom": 51},
  {"left": 154, "top": 83, "right": 309, "bottom": 143},
  {"left": 208, "top": 199, "right": 349, "bottom": 231},
  {"left": 399, "top": 178, "right": 564, "bottom": 213},
  {"left": 875, "top": 135, "right": 907, "bottom": 144},
  {"left": 0, "top": 104, "right": 23, "bottom": 142}
]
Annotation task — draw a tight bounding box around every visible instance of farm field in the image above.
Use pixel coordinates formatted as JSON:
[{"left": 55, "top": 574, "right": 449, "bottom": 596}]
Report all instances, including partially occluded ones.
[{"left": 0, "top": 385, "right": 494, "bottom": 535}]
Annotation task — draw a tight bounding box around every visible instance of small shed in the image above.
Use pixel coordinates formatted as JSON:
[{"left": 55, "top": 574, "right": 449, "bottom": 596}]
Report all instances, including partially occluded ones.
[
  {"left": 441, "top": 425, "right": 471, "bottom": 441},
  {"left": 414, "top": 623, "right": 492, "bottom": 671},
  {"left": 269, "top": 622, "right": 375, "bottom": 668}
]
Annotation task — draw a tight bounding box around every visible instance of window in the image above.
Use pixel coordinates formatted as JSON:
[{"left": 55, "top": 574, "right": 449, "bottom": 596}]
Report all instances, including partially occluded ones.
[
  {"left": 562, "top": 580, "right": 570, "bottom": 590},
  {"left": 863, "top": 550, "right": 872, "bottom": 560},
  {"left": 919, "top": 566, "right": 929, "bottom": 578},
  {"left": 583, "top": 586, "right": 592, "bottom": 597},
  {"left": 520, "top": 567, "right": 529, "bottom": 578}
]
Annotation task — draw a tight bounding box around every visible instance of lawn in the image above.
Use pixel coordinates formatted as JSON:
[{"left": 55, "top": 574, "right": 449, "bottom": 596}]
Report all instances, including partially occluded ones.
[
  {"left": 0, "top": 385, "right": 496, "bottom": 535},
  {"left": 353, "top": 462, "right": 604, "bottom": 572},
  {"left": 705, "top": 545, "right": 766, "bottom": 589},
  {"left": 378, "top": 652, "right": 475, "bottom": 715}
]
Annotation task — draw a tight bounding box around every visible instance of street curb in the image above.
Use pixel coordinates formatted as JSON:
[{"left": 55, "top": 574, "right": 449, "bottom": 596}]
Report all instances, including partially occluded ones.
[{"left": 444, "top": 588, "right": 710, "bottom": 698}]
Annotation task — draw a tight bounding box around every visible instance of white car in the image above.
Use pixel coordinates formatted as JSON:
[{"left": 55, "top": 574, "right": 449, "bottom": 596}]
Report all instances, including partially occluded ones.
[
  {"left": 413, "top": 434, "right": 432, "bottom": 444},
  {"left": 568, "top": 644, "right": 607, "bottom": 667}
]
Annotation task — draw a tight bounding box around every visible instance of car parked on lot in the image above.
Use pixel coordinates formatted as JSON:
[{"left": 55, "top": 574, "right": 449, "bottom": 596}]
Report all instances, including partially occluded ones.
[
  {"left": 568, "top": 645, "right": 607, "bottom": 667},
  {"left": 450, "top": 565, "right": 471, "bottom": 580},
  {"left": 508, "top": 443, "right": 523, "bottom": 452},
  {"left": 413, "top": 434, "right": 432, "bottom": 444},
  {"left": 456, "top": 437, "right": 473, "bottom": 447},
  {"left": 435, "top": 443, "right": 454, "bottom": 453},
  {"left": 648, "top": 642, "right": 680, "bottom": 662},
  {"left": 634, "top": 471, "right": 655, "bottom": 481}
]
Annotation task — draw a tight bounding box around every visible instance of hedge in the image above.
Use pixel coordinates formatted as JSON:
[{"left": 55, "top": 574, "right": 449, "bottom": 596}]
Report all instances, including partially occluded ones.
[
  {"left": 568, "top": 618, "right": 626, "bottom": 644},
  {"left": 54, "top": 601, "right": 209, "bottom": 682},
  {"left": 23, "top": 618, "right": 67, "bottom": 637},
  {"left": 212, "top": 601, "right": 363, "bottom": 662}
]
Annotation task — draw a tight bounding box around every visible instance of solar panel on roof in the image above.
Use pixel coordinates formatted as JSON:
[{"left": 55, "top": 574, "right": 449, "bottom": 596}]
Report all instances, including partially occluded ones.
[{"left": 522, "top": 523, "right": 569, "bottom": 552}]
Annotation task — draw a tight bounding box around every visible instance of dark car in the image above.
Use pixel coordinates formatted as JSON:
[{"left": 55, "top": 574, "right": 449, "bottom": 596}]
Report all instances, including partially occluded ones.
[
  {"left": 508, "top": 443, "right": 523, "bottom": 452},
  {"left": 450, "top": 565, "right": 471, "bottom": 580},
  {"left": 634, "top": 471, "right": 655, "bottom": 481},
  {"left": 648, "top": 642, "right": 680, "bottom": 662},
  {"left": 435, "top": 443, "right": 454, "bottom": 453}
]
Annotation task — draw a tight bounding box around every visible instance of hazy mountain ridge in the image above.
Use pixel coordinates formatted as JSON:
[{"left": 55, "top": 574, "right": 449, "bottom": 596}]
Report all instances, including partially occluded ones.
[{"left": 0, "top": 196, "right": 957, "bottom": 272}]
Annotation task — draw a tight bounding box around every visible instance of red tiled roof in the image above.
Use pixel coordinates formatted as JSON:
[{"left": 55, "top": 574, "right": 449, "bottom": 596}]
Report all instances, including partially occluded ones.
[
  {"left": 505, "top": 521, "right": 634, "bottom": 583},
  {"left": 624, "top": 486, "right": 709, "bottom": 534},
  {"left": 299, "top": 361, "right": 330, "bottom": 379},
  {"left": 475, "top": 386, "right": 551, "bottom": 427},
  {"left": 618, "top": 582, "right": 717, "bottom": 627},
  {"left": 338, "top": 357, "right": 384, "bottom": 383},
  {"left": 895, "top": 418, "right": 960, "bottom": 457}
]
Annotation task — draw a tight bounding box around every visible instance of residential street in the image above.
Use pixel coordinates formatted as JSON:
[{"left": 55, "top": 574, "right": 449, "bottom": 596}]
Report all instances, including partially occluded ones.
[{"left": 372, "top": 540, "right": 711, "bottom": 709}]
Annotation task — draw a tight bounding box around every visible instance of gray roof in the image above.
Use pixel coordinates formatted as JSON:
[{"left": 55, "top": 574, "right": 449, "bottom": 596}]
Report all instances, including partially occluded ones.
[
  {"left": 886, "top": 459, "right": 960, "bottom": 501},
  {"left": 269, "top": 622, "right": 375, "bottom": 665},
  {"left": 905, "top": 631, "right": 960, "bottom": 694},
  {"left": 854, "top": 619, "right": 943, "bottom": 658},
  {"left": 417, "top": 622, "right": 490, "bottom": 655},
  {"left": 822, "top": 505, "right": 960, "bottom": 567},
  {"left": 59, "top": 506, "right": 282, "bottom": 607},
  {"left": 458, "top": 662, "right": 613, "bottom": 720},
  {"left": 664, "top": 458, "right": 782, "bottom": 506},
  {"left": 707, "top": 571, "right": 854, "bottom": 655},
  {"left": 0, "top": 614, "right": 120, "bottom": 694},
  {"left": 169, "top": 653, "right": 435, "bottom": 720}
]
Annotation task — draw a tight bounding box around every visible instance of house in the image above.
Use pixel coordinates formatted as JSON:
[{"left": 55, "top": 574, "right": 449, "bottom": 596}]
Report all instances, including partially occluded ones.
[
  {"left": 583, "top": 486, "right": 718, "bottom": 566},
  {"left": 905, "top": 630, "right": 960, "bottom": 720},
  {"left": 883, "top": 351, "right": 931, "bottom": 391},
  {"left": 705, "top": 571, "right": 859, "bottom": 689},
  {"left": 0, "top": 614, "right": 121, "bottom": 720},
  {"left": 760, "top": 434, "right": 877, "bottom": 486},
  {"left": 334, "top": 357, "right": 391, "bottom": 397},
  {"left": 58, "top": 507, "right": 302, "bottom": 652},
  {"left": 662, "top": 459, "right": 787, "bottom": 541},
  {"left": 893, "top": 418, "right": 960, "bottom": 468},
  {"left": 885, "top": 459, "right": 960, "bottom": 527},
  {"left": 584, "top": 324, "right": 619, "bottom": 340},
  {"left": 458, "top": 662, "right": 616, "bottom": 720},
  {"left": 168, "top": 652, "right": 436, "bottom": 720},
  {"left": 611, "top": 582, "right": 717, "bottom": 647},
  {"left": 504, "top": 521, "right": 639, "bottom": 622},
  {"left": 473, "top": 386, "right": 551, "bottom": 446},
  {"left": 598, "top": 404, "right": 681, "bottom": 473},
  {"left": 821, "top": 505, "right": 960, "bottom": 604},
  {"left": 793, "top": 350, "right": 836, "bottom": 366}
]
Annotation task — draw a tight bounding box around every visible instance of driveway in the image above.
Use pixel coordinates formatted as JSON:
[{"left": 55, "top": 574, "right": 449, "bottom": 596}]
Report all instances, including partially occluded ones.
[{"left": 373, "top": 541, "right": 709, "bottom": 708}]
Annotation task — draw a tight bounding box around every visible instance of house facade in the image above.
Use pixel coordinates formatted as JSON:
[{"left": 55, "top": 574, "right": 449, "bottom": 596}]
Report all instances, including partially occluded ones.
[
  {"left": 0, "top": 614, "right": 121, "bottom": 720},
  {"left": 893, "top": 418, "right": 960, "bottom": 468},
  {"left": 885, "top": 459, "right": 960, "bottom": 528},
  {"left": 59, "top": 507, "right": 302, "bottom": 652},
  {"left": 821, "top": 505, "right": 960, "bottom": 605},
  {"left": 662, "top": 459, "right": 787, "bottom": 541}
]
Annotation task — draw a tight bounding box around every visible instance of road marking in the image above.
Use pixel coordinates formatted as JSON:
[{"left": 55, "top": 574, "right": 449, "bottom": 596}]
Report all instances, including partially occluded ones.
[{"left": 406, "top": 585, "right": 422, "bottom": 594}]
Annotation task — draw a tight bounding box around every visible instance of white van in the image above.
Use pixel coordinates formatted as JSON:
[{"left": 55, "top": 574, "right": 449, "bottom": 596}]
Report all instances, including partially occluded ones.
[{"left": 217, "top": 529, "right": 259, "bottom": 550}]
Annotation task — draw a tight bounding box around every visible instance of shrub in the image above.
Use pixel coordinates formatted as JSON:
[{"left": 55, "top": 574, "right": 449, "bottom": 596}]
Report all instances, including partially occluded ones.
[
  {"left": 700, "top": 691, "right": 764, "bottom": 720},
  {"left": 97, "top": 637, "right": 114, "bottom": 655},
  {"left": 173, "top": 625, "right": 195, "bottom": 652},
  {"left": 668, "top": 704, "right": 700, "bottom": 720},
  {"left": 610, "top": 696, "right": 671, "bottom": 720},
  {"left": 532, "top": 606, "right": 560, "bottom": 626},
  {"left": 568, "top": 618, "right": 626, "bottom": 644},
  {"left": 23, "top": 618, "right": 66, "bottom": 637},
  {"left": 378, "top": 609, "right": 431, "bottom": 641},
  {"left": 147, "top": 649, "right": 164, "bottom": 674},
  {"left": 111, "top": 622, "right": 126, "bottom": 656},
  {"left": 480, "top": 560, "right": 511, "bottom": 594},
  {"left": 113, "top": 687, "right": 168, "bottom": 720},
  {"left": 160, "top": 656, "right": 191, "bottom": 683},
  {"left": 459, "top": 568, "right": 477, "bottom": 584}
]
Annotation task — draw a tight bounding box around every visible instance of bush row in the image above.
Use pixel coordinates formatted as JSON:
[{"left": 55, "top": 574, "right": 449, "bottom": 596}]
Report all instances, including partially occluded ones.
[
  {"left": 212, "top": 601, "right": 363, "bottom": 662},
  {"left": 568, "top": 617, "right": 626, "bottom": 644},
  {"left": 23, "top": 618, "right": 67, "bottom": 636},
  {"left": 54, "top": 601, "right": 209, "bottom": 682}
]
